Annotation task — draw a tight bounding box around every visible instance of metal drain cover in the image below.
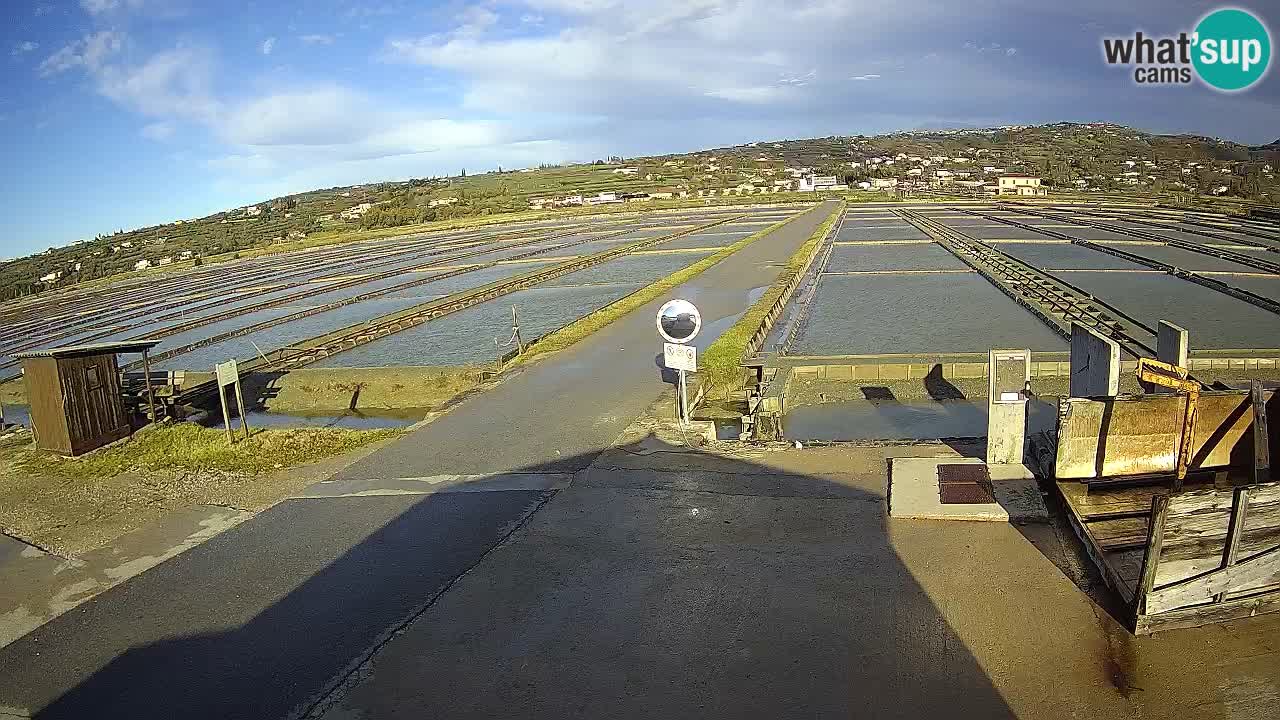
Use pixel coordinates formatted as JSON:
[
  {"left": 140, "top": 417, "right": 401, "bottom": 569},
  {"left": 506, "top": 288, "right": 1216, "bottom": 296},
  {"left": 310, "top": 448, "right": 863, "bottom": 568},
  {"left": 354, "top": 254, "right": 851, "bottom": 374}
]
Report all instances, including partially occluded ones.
[
  {"left": 937, "top": 464, "right": 995, "bottom": 504},
  {"left": 937, "top": 464, "right": 991, "bottom": 485},
  {"left": 939, "top": 483, "right": 996, "bottom": 504}
]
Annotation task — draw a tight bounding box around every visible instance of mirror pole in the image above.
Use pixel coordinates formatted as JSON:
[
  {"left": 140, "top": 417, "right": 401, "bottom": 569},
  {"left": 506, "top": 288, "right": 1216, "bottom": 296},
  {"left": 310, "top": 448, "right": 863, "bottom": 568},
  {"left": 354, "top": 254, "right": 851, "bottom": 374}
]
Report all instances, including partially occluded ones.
[{"left": 678, "top": 369, "right": 689, "bottom": 422}]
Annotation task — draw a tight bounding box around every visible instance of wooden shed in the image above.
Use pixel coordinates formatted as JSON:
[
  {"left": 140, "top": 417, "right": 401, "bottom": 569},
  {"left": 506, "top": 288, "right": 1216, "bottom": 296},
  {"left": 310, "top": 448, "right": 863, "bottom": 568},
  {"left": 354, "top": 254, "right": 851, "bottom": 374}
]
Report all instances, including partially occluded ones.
[{"left": 13, "top": 340, "right": 161, "bottom": 457}]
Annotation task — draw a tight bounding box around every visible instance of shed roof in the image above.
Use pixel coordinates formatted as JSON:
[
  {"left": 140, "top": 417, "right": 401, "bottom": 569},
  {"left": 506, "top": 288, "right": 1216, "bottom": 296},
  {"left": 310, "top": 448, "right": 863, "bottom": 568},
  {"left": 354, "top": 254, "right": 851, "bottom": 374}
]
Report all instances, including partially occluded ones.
[{"left": 13, "top": 340, "right": 162, "bottom": 360}]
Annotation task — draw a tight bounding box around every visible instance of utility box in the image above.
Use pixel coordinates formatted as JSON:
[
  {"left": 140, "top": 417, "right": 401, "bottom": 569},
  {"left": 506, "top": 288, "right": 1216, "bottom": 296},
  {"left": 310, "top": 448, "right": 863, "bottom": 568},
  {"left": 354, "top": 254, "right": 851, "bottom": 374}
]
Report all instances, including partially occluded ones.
[
  {"left": 987, "top": 349, "right": 1031, "bottom": 466},
  {"left": 13, "top": 341, "right": 160, "bottom": 457}
]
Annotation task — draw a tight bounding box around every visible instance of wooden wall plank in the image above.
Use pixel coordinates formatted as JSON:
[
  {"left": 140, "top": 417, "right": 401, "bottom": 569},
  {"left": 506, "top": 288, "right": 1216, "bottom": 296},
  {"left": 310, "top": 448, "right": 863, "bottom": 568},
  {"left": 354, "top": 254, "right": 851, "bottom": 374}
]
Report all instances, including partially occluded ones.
[
  {"left": 1146, "top": 546, "right": 1280, "bottom": 614},
  {"left": 1056, "top": 391, "right": 1276, "bottom": 480}
]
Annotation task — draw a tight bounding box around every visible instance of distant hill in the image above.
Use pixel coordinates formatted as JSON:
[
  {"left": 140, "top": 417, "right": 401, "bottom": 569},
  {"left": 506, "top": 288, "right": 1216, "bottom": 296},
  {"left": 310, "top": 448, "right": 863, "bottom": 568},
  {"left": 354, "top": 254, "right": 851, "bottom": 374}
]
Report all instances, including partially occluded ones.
[{"left": 4, "top": 121, "right": 1278, "bottom": 303}]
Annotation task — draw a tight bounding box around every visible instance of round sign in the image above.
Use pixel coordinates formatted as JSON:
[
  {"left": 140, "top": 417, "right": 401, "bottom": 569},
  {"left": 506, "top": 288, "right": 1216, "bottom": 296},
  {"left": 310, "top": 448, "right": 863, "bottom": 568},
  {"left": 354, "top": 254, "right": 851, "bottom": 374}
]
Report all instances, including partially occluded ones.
[{"left": 656, "top": 299, "right": 701, "bottom": 344}]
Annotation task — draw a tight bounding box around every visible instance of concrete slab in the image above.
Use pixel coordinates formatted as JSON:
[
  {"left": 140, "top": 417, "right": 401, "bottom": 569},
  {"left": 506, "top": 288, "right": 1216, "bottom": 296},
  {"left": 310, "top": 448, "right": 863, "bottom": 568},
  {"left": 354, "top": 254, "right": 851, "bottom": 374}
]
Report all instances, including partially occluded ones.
[
  {"left": 888, "top": 456, "right": 1047, "bottom": 522},
  {"left": 0, "top": 505, "right": 251, "bottom": 649}
]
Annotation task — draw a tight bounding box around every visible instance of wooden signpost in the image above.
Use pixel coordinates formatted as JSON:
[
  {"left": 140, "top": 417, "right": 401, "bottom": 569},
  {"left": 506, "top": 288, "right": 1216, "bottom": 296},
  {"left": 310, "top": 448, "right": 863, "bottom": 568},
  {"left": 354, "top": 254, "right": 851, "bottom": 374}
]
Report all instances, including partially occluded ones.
[{"left": 215, "top": 359, "right": 251, "bottom": 445}]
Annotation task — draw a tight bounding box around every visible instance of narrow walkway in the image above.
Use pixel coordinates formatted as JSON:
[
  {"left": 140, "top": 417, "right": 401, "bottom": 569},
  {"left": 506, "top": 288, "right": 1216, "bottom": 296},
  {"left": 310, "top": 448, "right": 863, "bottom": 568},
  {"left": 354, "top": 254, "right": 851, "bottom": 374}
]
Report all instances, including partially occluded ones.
[{"left": 0, "top": 202, "right": 838, "bottom": 720}]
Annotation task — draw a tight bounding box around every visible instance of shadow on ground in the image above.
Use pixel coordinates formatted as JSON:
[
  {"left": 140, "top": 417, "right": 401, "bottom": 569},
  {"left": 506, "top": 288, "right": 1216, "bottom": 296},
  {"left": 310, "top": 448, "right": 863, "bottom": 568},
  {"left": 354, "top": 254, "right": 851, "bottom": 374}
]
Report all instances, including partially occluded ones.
[{"left": 0, "top": 437, "right": 1023, "bottom": 720}]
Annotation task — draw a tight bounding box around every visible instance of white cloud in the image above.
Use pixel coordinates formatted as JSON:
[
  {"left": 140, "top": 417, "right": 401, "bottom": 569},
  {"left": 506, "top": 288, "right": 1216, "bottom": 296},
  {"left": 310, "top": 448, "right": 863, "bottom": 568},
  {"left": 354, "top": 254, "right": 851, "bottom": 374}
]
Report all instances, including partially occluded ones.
[
  {"left": 80, "top": 0, "right": 154, "bottom": 14},
  {"left": 964, "top": 40, "right": 1018, "bottom": 55},
  {"left": 384, "top": 0, "right": 924, "bottom": 116},
  {"left": 704, "top": 86, "right": 783, "bottom": 103},
  {"left": 261, "top": 37, "right": 275, "bottom": 55},
  {"left": 81, "top": 0, "right": 120, "bottom": 13},
  {"left": 141, "top": 121, "right": 174, "bottom": 141},
  {"left": 221, "top": 87, "right": 374, "bottom": 146},
  {"left": 851, "top": 74, "right": 881, "bottom": 81},
  {"left": 35, "top": 4, "right": 53, "bottom": 16},
  {"left": 299, "top": 34, "right": 335, "bottom": 45},
  {"left": 11, "top": 41, "right": 39, "bottom": 57},
  {"left": 41, "top": 33, "right": 220, "bottom": 125},
  {"left": 95, "top": 45, "right": 221, "bottom": 121},
  {"left": 779, "top": 69, "right": 816, "bottom": 86},
  {"left": 39, "top": 31, "right": 123, "bottom": 76}
]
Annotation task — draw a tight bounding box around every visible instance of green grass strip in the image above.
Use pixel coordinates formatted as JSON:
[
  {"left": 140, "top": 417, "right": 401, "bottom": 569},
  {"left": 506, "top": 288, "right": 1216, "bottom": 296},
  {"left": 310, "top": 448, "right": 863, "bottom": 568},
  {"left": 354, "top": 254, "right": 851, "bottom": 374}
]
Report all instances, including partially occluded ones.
[
  {"left": 518, "top": 205, "right": 829, "bottom": 362},
  {"left": 12, "top": 424, "right": 400, "bottom": 478},
  {"left": 700, "top": 200, "right": 845, "bottom": 392}
]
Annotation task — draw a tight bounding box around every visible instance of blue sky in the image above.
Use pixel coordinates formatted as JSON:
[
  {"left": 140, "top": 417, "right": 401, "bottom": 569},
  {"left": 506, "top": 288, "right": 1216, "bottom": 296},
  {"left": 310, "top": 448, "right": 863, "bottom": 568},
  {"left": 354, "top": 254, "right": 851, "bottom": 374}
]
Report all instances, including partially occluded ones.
[{"left": 2, "top": 0, "right": 1278, "bottom": 257}]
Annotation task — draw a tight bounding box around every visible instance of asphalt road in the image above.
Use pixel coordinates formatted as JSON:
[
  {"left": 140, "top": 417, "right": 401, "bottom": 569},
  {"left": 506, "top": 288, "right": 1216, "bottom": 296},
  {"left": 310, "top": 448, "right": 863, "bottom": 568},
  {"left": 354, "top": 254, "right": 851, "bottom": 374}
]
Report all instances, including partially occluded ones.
[{"left": 0, "top": 201, "right": 838, "bottom": 720}]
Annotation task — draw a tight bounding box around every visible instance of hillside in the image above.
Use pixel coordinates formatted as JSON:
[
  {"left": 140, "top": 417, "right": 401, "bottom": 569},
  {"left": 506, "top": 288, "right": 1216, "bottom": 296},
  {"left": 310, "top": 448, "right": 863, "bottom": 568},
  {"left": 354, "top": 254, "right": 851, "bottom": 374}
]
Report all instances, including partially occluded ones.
[{"left": 3, "top": 121, "right": 1278, "bottom": 302}]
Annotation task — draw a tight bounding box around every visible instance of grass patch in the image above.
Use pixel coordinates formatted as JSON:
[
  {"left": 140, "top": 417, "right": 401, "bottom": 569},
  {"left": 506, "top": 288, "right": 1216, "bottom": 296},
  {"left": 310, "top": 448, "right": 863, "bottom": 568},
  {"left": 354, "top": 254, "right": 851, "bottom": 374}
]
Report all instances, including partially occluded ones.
[
  {"left": 265, "top": 366, "right": 486, "bottom": 412},
  {"left": 518, "top": 205, "right": 826, "bottom": 362},
  {"left": 700, "top": 201, "right": 845, "bottom": 394},
  {"left": 12, "top": 423, "right": 400, "bottom": 479}
]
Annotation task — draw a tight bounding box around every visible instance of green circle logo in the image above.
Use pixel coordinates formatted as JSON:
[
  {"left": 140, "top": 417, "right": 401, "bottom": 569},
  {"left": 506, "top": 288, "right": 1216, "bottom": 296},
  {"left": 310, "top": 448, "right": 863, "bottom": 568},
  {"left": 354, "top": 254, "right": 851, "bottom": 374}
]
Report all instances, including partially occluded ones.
[{"left": 1193, "top": 8, "right": 1271, "bottom": 91}]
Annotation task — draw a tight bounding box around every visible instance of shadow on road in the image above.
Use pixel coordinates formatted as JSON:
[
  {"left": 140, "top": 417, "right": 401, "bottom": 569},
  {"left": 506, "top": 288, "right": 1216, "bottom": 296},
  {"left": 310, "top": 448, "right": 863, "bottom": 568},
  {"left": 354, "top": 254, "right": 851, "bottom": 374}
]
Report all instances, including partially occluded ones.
[{"left": 3, "top": 438, "right": 1017, "bottom": 720}]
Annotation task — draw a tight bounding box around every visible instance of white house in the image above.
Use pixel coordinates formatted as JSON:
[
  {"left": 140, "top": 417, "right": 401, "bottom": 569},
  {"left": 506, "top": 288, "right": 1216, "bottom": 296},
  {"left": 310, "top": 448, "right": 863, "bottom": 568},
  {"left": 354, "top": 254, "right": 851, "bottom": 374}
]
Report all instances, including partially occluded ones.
[
  {"left": 158, "top": 256, "right": 174, "bottom": 266},
  {"left": 587, "top": 191, "right": 620, "bottom": 205},
  {"left": 134, "top": 259, "right": 152, "bottom": 271},
  {"left": 996, "top": 175, "right": 1046, "bottom": 196}
]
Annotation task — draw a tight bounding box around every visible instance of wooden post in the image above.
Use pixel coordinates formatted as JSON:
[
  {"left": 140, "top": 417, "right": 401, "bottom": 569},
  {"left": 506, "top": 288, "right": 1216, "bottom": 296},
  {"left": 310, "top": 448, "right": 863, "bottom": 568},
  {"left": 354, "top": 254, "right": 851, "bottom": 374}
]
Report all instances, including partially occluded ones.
[
  {"left": 511, "top": 306, "right": 524, "bottom": 354},
  {"left": 1173, "top": 389, "right": 1199, "bottom": 492},
  {"left": 1253, "top": 380, "right": 1270, "bottom": 485},
  {"left": 141, "top": 348, "right": 157, "bottom": 423},
  {"left": 219, "top": 385, "right": 234, "bottom": 446},
  {"left": 1134, "top": 495, "right": 1170, "bottom": 618},
  {"left": 234, "top": 376, "right": 251, "bottom": 440},
  {"left": 1214, "top": 487, "right": 1250, "bottom": 604}
]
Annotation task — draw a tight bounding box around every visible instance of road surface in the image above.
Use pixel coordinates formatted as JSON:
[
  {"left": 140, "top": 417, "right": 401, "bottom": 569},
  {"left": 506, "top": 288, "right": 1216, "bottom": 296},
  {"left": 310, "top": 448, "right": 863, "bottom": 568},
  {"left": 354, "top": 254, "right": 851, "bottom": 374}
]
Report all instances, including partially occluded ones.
[{"left": 0, "top": 201, "right": 839, "bottom": 720}]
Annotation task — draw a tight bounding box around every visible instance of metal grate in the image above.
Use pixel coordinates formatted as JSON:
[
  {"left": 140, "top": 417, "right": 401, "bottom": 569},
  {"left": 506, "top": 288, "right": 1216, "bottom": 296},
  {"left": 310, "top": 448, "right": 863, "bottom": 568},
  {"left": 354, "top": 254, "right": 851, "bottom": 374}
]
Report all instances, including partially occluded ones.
[
  {"left": 937, "top": 464, "right": 991, "bottom": 485},
  {"left": 937, "top": 464, "right": 995, "bottom": 504},
  {"left": 939, "top": 483, "right": 997, "bottom": 504}
]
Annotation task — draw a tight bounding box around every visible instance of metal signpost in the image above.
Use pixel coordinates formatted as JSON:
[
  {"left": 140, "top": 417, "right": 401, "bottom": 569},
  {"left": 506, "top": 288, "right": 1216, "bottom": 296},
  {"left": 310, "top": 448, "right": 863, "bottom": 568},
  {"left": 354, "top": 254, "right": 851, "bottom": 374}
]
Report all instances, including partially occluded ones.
[
  {"left": 215, "top": 359, "right": 251, "bottom": 445},
  {"left": 656, "top": 299, "right": 702, "bottom": 422}
]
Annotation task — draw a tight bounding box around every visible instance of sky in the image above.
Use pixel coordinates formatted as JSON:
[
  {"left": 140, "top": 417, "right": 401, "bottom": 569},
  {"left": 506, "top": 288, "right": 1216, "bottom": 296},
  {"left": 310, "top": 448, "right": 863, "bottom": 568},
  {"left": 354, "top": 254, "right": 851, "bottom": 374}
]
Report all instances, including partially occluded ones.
[{"left": 1, "top": 0, "right": 1278, "bottom": 257}]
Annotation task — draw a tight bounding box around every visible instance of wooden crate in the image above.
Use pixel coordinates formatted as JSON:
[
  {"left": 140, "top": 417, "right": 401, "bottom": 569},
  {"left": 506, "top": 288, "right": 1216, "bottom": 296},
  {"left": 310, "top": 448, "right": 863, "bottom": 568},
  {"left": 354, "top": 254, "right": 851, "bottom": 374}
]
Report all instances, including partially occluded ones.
[
  {"left": 1058, "top": 480, "right": 1280, "bottom": 632},
  {"left": 1055, "top": 383, "right": 1280, "bottom": 632}
]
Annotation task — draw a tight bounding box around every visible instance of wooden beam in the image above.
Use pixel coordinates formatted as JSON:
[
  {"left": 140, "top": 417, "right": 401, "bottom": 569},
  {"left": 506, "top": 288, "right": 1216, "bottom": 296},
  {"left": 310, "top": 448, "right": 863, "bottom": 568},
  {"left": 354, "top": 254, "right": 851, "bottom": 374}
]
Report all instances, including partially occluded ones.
[
  {"left": 1134, "top": 495, "right": 1170, "bottom": 616},
  {"left": 142, "top": 349, "right": 156, "bottom": 424},
  {"left": 1216, "top": 487, "right": 1251, "bottom": 604},
  {"left": 1147, "top": 544, "right": 1280, "bottom": 614},
  {"left": 1254, "top": 380, "right": 1270, "bottom": 485},
  {"left": 1136, "top": 588, "right": 1280, "bottom": 634}
]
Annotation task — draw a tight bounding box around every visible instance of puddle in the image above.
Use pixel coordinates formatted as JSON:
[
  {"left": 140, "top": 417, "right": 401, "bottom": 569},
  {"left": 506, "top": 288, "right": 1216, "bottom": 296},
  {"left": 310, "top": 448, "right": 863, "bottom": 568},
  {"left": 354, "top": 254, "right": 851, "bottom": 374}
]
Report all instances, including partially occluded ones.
[
  {"left": 785, "top": 397, "right": 1057, "bottom": 441},
  {"left": 1, "top": 404, "right": 30, "bottom": 429}
]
